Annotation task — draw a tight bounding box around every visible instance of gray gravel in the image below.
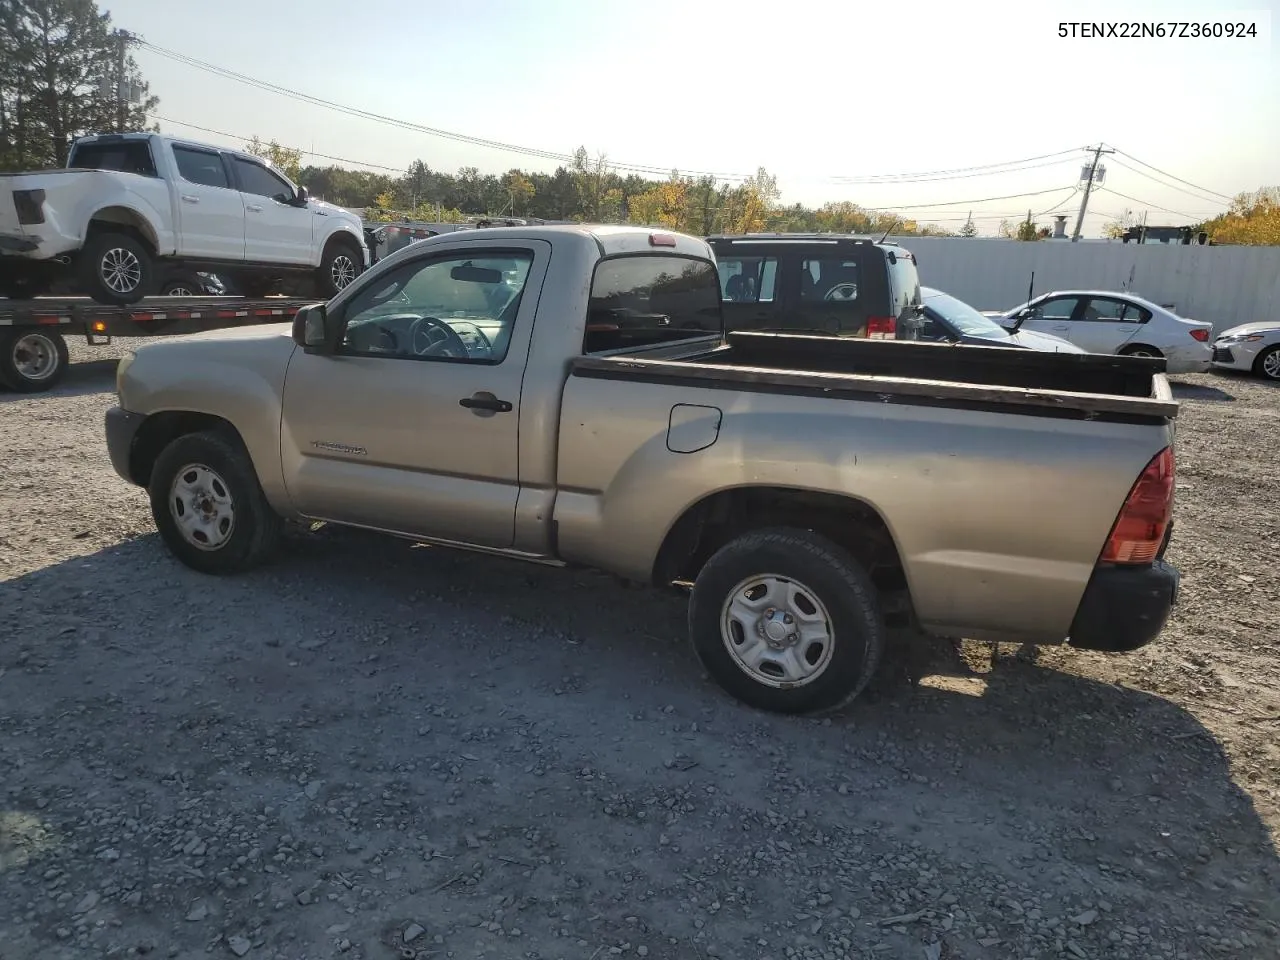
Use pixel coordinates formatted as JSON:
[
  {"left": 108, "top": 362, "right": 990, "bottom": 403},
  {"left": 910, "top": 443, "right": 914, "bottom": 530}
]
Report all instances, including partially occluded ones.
[{"left": 2, "top": 337, "right": 1279, "bottom": 960}]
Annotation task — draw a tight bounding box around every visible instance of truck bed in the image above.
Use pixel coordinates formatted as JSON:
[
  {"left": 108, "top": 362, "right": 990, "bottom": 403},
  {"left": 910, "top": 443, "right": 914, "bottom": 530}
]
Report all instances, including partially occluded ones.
[{"left": 572, "top": 330, "right": 1177, "bottom": 424}]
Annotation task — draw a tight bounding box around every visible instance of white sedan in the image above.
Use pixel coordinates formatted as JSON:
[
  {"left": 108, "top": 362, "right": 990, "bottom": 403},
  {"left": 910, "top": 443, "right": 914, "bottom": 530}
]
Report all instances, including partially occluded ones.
[
  {"left": 1210, "top": 322, "right": 1280, "bottom": 381},
  {"left": 986, "top": 290, "right": 1214, "bottom": 373}
]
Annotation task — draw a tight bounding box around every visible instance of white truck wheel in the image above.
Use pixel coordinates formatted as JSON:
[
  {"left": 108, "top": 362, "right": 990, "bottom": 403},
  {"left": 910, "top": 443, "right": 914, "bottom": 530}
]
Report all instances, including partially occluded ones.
[{"left": 0, "top": 329, "right": 69, "bottom": 392}]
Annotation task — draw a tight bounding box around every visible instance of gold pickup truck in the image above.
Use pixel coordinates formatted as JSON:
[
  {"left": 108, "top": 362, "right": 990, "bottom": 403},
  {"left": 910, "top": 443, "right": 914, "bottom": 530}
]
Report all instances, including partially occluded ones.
[{"left": 104, "top": 225, "right": 1181, "bottom": 714}]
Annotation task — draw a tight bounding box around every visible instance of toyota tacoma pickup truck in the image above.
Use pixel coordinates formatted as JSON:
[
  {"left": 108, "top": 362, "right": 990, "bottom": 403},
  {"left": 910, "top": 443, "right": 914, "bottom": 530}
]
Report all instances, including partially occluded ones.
[
  {"left": 0, "top": 132, "right": 368, "bottom": 304},
  {"left": 104, "top": 225, "right": 1182, "bottom": 714}
]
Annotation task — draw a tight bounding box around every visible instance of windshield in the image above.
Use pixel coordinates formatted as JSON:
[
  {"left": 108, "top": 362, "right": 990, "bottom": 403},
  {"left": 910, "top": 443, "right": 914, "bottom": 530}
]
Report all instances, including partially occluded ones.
[{"left": 923, "top": 290, "right": 1011, "bottom": 338}]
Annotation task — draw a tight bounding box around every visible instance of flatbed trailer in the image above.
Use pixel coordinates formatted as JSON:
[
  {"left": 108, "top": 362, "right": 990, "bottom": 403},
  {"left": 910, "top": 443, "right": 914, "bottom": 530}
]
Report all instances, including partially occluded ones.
[{"left": 0, "top": 296, "right": 315, "bottom": 393}]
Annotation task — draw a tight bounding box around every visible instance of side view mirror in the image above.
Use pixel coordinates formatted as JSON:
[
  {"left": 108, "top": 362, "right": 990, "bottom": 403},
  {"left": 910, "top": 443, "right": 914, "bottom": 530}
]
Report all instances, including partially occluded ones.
[
  {"left": 293, "top": 303, "right": 332, "bottom": 352},
  {"left": 294, "top": 185, "right": 310, "bottom": 206}
]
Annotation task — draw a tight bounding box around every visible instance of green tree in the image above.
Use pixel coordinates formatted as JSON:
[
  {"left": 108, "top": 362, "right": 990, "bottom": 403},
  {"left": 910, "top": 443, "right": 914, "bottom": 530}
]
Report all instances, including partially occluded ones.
[
  {"left": 959, "top": 216, "right": 978, "bottom": 238},
  {"left": 0, "top": 0, "right": 158, "bottom": 170},
  {"left": 501, "top": 170, "right": 535, "bottom": 217},
  {"left": 244, "top": 136, "right": 302, "bottom": 181}
]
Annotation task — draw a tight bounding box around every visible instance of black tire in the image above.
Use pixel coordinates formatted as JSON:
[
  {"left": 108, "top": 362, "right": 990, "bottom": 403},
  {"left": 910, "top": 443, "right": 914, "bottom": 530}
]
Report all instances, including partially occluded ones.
[
  {"left": 688, "top": 527, "right": 886, "bottom": 714},
  {"left": 0, "top": 328, "right": 69, "bottom": 392},
  {"left": 148, "top": 430, "right": 282, "bottom": 574},
  {"left": 237, "top": 277, "right": 278, "bottom": 299},
  {"left": 79, "top": 231, "right": 154, "bottom": 304},
  {"left": 316, "top": 239, "right": 363, "bottom": 298},
  {"left": 1253, "top": 345, "right": 1280, "bottom": 382},
  {"left": 159, "top": 273, "right": 204, "bottom": 297}
]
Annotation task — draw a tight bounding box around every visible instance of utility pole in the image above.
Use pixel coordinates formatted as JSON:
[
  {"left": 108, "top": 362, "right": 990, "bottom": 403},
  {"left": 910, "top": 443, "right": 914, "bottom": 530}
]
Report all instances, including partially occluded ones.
[
  {"left": 1071, "top": 144, "right": 1115, "bottom": 242},
  {"left": 113, "top": 30, "right": 136, "bottom": 133}
]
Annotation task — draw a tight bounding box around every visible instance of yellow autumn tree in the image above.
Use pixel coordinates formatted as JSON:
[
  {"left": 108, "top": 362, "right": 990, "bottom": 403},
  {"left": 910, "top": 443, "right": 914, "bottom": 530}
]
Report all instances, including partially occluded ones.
[
  {"left": 628, "top": 174, "right": 691, "bottom": 229},
  {"left": 1201, "top": 187, "right": 1280, "bottom": 245}
]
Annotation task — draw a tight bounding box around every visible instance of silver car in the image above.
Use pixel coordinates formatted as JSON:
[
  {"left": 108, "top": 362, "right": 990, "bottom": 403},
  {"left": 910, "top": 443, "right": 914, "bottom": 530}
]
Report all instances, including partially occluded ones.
[{"left": 1211, "top": 322, "right": 1280, "bottom": 381}]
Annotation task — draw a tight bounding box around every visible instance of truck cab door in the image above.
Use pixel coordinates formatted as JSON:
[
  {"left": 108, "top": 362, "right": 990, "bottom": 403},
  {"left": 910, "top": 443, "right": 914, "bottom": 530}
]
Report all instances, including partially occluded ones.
[
  {"left": 168, "top": 144, "right": 246, "bottom": 260},
  {"left": 230, "top": 157, "right": 314, "bottom": 265},
  {"left": 278, "top": 239, "right": 551, "bottom": 548}
]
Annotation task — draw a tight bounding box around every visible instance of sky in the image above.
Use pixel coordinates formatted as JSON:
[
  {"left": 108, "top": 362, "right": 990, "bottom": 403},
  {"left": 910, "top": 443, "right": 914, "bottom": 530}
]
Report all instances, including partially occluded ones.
[{"left": 101, "top": 0, "right": 1277, "bottom": 236}]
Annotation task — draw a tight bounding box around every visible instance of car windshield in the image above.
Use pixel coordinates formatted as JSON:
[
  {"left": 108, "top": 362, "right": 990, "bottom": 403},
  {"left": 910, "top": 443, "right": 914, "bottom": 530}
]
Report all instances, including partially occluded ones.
[{"left": 924, "top": 290, "right": 1011, "bottom": 338}]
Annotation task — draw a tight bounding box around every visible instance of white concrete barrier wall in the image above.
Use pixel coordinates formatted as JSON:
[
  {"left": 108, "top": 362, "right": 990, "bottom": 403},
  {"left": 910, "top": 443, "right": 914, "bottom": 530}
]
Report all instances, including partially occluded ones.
[{"left": 885, "top": 237, "right": 1280, "bottom": 333}]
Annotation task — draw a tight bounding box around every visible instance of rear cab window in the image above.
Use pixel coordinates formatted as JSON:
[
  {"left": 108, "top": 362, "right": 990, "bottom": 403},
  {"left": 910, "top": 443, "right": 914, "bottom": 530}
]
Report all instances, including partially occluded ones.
[
  {"left": 584, "top": 255, "right": 723, "bottom": 354},
  {"left": 67, "top": 139, "right": 157, "bottom": 177}
]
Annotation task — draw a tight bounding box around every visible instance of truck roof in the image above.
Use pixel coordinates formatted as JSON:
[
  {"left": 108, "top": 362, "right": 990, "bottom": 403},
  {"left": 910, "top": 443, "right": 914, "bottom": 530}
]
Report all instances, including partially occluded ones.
[
  {"left": 379, "top": 223, "right": 714, "bottom": 265},
  {"left": 70, "top": 132, "right": 283, "bottom": 171}
]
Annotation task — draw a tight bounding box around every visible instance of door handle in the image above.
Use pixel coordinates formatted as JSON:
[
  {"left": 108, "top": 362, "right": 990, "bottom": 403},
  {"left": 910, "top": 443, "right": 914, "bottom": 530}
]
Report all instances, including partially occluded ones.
[
  {"left": 459, "top": 393, "right": 512, "bottom": 413},
  {"left": 181, "top": 195, "right": 199, "bottom": 204},
  {"left": 246, "top": 203, "right": 263, "bottom": 213}
]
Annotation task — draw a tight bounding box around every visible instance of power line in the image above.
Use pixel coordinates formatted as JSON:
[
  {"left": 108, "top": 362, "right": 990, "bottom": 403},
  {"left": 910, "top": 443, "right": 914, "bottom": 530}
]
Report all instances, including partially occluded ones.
[
  {"left": 830, "top": 150, "right": 1084, "bottom": 184},
  {"left": 138, "top": 40, "right": 753, "bottom": 181},
  {"left": 1108, "top": 147, "right": 1236, "bottom": 202},
  {"left": 149, "top": 114, "right": 406, "bottom": 173},
  {"left": 864, "top": 185, "right": 1076, "bottom": 212},
  {"left": 1106, "top": 155, "right": 1229, "bottom": 206},
  {"left": 1092, "top": 187, "right": 1218, "bottom": 220},
  {"left": 139, "top": 40, "right": 1090, "bottom": 189}
]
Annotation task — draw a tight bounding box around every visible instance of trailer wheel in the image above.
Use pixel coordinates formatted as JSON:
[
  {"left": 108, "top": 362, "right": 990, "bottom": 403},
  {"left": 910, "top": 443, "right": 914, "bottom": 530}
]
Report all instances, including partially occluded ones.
[
  {"left": 79, "top": 231, "right": 154, "bottom": 305},
  {"left": 0, "top": 328, "right": 69, "bottom": 392},
  {"left": 316, "top": 239, "right": 363, "bottom": 298},
  {"left": 148, "top": 430, "right": 282, "bottom": 574}
]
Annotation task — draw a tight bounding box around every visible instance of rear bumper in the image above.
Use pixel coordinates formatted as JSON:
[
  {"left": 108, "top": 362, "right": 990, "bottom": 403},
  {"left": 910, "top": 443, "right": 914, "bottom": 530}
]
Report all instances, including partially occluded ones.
[
  {"left": 105, "top": 406, "right": 146, "bottom": 485},
  {"left": 1066, "top": 559, "right": 1180, "bottom": 652}
]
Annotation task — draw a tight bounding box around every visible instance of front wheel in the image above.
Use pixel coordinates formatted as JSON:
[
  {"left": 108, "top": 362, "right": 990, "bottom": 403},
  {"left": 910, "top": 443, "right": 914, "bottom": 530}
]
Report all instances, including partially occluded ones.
[
  {"left": 688, "top": 528, "right": 886, "bottom": 714},
  {"left": 0, "top": 329, "right": 69, "bottom": 392},
  {"left": 316, "top": 241, "right": 362, "bottom": 298},
  {"left": 1253, "top": 345, "right": 1280, "bottom": 382},
  {"left": 148, "top": 430, "right": 282, "bottom": 574},
  {"left": 79, "top": 231, "right": 154, "bottom": 304}
]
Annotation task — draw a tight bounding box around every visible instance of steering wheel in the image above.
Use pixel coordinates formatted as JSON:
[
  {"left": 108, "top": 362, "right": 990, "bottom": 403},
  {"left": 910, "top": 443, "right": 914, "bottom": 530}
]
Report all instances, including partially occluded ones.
[
  {"left": 409, "top": 315, "right": 471, "bottom": 358},
  {"left": 823, "top": 283, "right": 858, "bottom": 302}
]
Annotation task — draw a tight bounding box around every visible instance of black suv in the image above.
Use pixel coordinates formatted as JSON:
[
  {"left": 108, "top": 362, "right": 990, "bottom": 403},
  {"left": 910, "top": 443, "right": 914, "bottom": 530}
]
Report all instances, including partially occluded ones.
[{"left": 707, "top": 234, "right": 922, "bottom": 338}]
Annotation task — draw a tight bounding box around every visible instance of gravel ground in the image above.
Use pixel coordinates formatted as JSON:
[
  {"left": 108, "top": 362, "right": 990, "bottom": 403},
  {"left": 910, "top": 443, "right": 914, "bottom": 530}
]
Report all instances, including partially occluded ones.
[{"left": 2, "top": 338, "right": 1279, "bottom": 960}]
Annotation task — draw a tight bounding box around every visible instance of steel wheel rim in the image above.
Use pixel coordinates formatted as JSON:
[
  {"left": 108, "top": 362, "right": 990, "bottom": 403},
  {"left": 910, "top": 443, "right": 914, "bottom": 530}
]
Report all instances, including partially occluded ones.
[
  {"left": 1263, "top": 351, "right": 1280, "bottom": 379},
  {"left": 11, "top": 333, "right": 59, "bottom": 381},
  {"left": 101, "top": 247, "right": 142, "bottom": 294},
  {"left": 169, "top": 463, "right": 236, "bottom": 551},
  {"left": 331, "top": 255, "right": 356, "bottom": 288},
  {"left": 720, "top": 573, "right": 835, "bottom": 688}
]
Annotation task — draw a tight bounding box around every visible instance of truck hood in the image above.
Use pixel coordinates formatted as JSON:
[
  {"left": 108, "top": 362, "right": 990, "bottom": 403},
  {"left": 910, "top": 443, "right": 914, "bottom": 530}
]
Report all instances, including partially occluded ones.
[
  {"left": 308, "top": 197, "right": 362, "bottom": 227},
  {"left": 117, "top": 323, "right": 298, "bottom": 416}
]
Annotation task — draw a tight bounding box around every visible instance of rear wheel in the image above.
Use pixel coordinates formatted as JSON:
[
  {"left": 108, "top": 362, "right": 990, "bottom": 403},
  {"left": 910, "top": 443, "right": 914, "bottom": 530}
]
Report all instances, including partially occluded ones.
[
  {"left": 79, "top": 231, "right": 154, "bottom": 304},
  {"left": 1254, "top": 345, "right": 1280, "bottom": 382},
  {"left": 160, "top": 274, "right": 203, "bottom": 297},
  {"left": 0, "top": 329, "right": 69, "bottom": 392},
  {"left": 688, "top": 528, "right": 886, "bottom": 714},
  {"left": 148, "top": 430, "right": 282, "bottom": 574},
  {"left": 1119, "top": 344, "right": 1163, "bottom": 359}
]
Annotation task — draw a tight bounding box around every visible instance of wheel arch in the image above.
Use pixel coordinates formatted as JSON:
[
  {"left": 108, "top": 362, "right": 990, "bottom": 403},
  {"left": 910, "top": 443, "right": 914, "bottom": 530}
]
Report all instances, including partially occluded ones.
[
  {"left": 128, "top": 411, "right": 245, "bottom": 488},
  {"left": 86, "top": 205, "right": 161, "bottom": 254},
  {"left": 651, "top": 485, "right": 913, "bottom": 624}
]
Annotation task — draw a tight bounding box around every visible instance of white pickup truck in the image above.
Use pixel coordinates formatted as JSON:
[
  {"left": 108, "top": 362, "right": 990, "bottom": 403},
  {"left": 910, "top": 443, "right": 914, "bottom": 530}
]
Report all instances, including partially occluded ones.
[{"left": 0, "top": 133, "right": 368, "bottom": 304}]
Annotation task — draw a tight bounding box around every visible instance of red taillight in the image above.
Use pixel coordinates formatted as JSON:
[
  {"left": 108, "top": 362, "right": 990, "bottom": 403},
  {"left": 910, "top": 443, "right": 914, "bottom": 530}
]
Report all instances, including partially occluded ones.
[
  {"left": 1101, "top": 447, "right": 1174, "bottom": 564},
  {"left": 866, "top": 316, "right": 897, "bottom": 340},
  {"left": 1190, "top": 328, "right": 1209, "bottom": 342},
  {"left": 649, "top": 232, "right": 677, "bottom": 247}
]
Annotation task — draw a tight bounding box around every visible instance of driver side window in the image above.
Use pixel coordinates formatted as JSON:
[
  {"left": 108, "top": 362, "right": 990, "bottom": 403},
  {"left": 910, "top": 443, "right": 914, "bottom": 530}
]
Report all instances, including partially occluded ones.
[{"left": 340, "top": 252, "right": 533, "bottom": 365}]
